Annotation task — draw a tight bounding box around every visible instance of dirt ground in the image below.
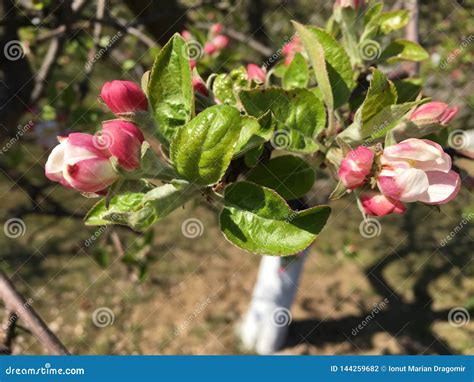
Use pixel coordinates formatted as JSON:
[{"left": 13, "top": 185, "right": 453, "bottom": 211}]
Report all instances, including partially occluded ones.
[{"left": 1, "top": 175, "right": 473, "bottom": 355}]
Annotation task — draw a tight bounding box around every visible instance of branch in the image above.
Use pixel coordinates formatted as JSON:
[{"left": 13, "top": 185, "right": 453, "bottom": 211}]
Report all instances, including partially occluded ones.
[
  {"left": 195, "top": 22, "right": 274, "bottom": 57},
  {"left": 404, "top": 0, "right": 420, "bottom": 76},
  {"left": 0, "top": 271, "right": 69, "bottom": 355}
]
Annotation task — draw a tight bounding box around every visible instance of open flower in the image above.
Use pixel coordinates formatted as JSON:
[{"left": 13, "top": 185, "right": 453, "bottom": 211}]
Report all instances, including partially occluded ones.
[
  {"left": 45, "top": 133, "right": 118, "bottom": 193},
  {"left": 410, "top": 102, "right": 458, "bottom": 126},
  {"left": 338, "top": 146, "right": 374, "bottom": 189},
  {"left": 246, "top": 64, "right": 266, "bottom": 83},
  {"left": 100, "top": 80, "right": 148, "bottom": 115},
  {"left": 377, "top": 138, "right": 460, "bottom": 204},
  {"left": 45, "top": 121, "right": 144, "bottom": 193},
  {"left": 361, "top": 193, "right": 406, "bottom": 217}
]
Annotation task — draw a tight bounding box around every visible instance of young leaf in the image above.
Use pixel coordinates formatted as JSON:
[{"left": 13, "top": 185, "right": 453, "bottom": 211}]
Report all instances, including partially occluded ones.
[
  {"left": 240, "top": 87, "right": 325, "bottom": 153},
  {"left": 235, "top": 114, "right": 273, "bottom": 155},
  {"left": 85, "top": 192, "right": 145, "bottom": 226},
  {"left": 246, "top": 155, "right": 315, "bottom": 200},
  {"left": 170, "top": 105, "right": 241, "bottom": 185},
  {"left": 359, "top": 68, "right": 398, "bottom": 124},
  {"left": 379, "top": 10, "right": 410, "bottom": 34},
  {"left": 292, "top": 22, "right": 355, "bottom": 108},
  {"left": 220, "top": 181, "right": 331, "bottom": 256},
  {"left": 148, "top": 34, "right": 194, "bottom": 144},
  {"left": 282, "top": 53, "right": 309, "bottom": 89},
  {"left": 211, "top": 67, "right": 249, "bottom": 106},
  {"left": 380, "top": 39, "right": 429, "bottom": 63}
]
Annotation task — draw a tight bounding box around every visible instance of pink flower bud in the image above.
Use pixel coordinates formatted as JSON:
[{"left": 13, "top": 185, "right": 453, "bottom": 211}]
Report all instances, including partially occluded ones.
[
  {"left": 282, "top": 35, "right": 302, "bottom": 66},
  {"left": 210, "top": 23, "right": 223, "bottom": 35},
  {"left": 360, "top": 193, "right": 406, "bottom": 217},
  {"left": 45, "top": 133, "right": 118, "bottom": 193},
  {"left": 100, "top": 80, "right": 148, "bottom": 115},
  {"left": 246, "top": 64, "right": 266, "bottom": 83},
  {"left": 335, "top": 0, "right": 365, "bottom": 9},
  {"left": 101, "top": 120, "right": 144, "bottom": 171},
  {"left": 211, "top": 35, "right": 229, "bottom": 50},
  {"left": 192, "top": 76, "right": 209, "bottom": 97},
  {"left": 410, "top": 102, "right": 458, "bottom": 126},
  {"left": 338, "top": 146, "right": 374, "bottom": 189},
  {"left": 181, "top": 30, "right": 193, "bottom": 41},
  {"left": 204, "top": 42, "right": 217, "bottom": 55},
  {"left": 189, "top": 60, "right": 197, "bottom": 69},
  {"left": 377, "top": 138, "right": 460, "bottom": 205}
]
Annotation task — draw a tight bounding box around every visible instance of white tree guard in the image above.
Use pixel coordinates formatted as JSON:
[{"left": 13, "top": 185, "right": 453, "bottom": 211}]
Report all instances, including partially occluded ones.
[{"left": 238, "top": 250, "right": 307, "bottom": 354}]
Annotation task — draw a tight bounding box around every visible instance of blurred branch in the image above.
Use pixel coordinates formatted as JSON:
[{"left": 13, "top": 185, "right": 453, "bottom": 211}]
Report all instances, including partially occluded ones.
[
  {"left": 0, "top": 310, "right": 17, "bottom": 354},
  {"left": 195, "top": 22, "right": 274, "bottom": 57},
  {"left": 0, "top": 271, "right": 69, "bottom": 355},
  {"left": 404, "top": 0, "right": 420, "bottom": 76}
]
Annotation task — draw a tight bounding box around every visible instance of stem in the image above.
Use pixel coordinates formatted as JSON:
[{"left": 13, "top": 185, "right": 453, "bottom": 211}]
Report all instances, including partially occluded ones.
[{"left": 0, "top": 271, "right": 69, "bottom": 355}]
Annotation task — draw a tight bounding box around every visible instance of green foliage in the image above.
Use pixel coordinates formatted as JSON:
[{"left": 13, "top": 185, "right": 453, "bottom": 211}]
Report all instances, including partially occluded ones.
[
  {"left": 380, "top": 39, "right": 429, "bottom": 63},
  {"left": 170, "top": 105, "right": 241, "bottom": 185},
  {"left": 148, "top": 34, "right": 194, "bottom": 144},
  {"left": 220, "top": 181, "right": 331, "bottom": 256}
]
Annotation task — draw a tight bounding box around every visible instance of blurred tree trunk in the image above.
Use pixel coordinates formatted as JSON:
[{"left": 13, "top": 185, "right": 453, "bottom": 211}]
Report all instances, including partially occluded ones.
[
  {"left": 0, "top": 0, "right": 34, "bottom": 137},
  {"left": 247, "top": 0, "right": 270, "bottom": 46},
  {"left": 124, "top": 0, "right": 188, "bottom": 46}
]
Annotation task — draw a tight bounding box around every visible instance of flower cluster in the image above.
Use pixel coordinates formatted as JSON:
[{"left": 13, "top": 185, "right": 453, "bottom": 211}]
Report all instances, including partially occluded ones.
[
  {"left": 181, "top": 23, "right": 229, "bottom": 68},
  {"left": 45, "top": 81, "right": 147, "bottom": 194},
  {"left": 338, "top": 103, "right": 461, "bottom": 217}
]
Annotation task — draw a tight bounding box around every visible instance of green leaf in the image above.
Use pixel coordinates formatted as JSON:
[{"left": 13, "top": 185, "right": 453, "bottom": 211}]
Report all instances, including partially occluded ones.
[
  {"left": 148, "top": 34, "right": 194, "bottom": 144},
  {"left": 240, "top": 87, "right": 325, "bottom": 153},
  {"left": 361, "top": 2, "right": 383, "bottom": 40},
  {"left": 292, "top": 22, "right": 355, "bottom": 108},
  {"left": 85, "top": 193, "right": 145, "bottom": 226},
  {"left": 359, "top": 68, "right": 397, "bottom": 124},
  {"left": 220, "top": 181, "right": 331, "bottom": 256},
  {"left": 235, "top": 114, "right": 273, "bottom": 155},
  {"left": 393, "top": 78, "right": 422, "bottom": 103},
  {"left": 379, "top": 10, "right": 410, "bottom": 34},
  {"left": 282, "top": 53, "right": 309, "bottom": 89},
  {"left": 211, "top": 67, "right": 249, "bottom": 106},
  {"left": 380, "top": 39, "right": 429, "bottom": 63},
  {"left": 246, "top": 155, "right": 315, "bottom": 200},
  {"left": 170, "top": 105, "right": 241, "bottom": 185},
  {"left": 329, "top": 180, "right": 347, "bottom": 201},
  {"left": 244, "top": 145, "right": 264, "bottom": 168}
]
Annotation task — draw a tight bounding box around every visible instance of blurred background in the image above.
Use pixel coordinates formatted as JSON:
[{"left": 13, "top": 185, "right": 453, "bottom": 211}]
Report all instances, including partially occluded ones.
[{"left": 0, "top": 0, "right": 472, "bottom": 354}]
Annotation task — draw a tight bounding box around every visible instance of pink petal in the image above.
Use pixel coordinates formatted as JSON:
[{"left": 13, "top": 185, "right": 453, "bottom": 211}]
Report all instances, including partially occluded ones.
[
  {"left": 361, "top": 193, "right": 406, "bottom": 217},
  {"left": 417, "top": 170, "right": 461, "bottom": 205},
  {"left": 378, "top": 168, "right": 429, "bottom": 202},
  {"left": 383, "top": 138, "right": 442, "bottom": 162},
  {"left": 63, "top": 157, "right": 118, "bottom": 193},
  {"left": 65, "top": 133, "right": 110, "bottom": 163}
]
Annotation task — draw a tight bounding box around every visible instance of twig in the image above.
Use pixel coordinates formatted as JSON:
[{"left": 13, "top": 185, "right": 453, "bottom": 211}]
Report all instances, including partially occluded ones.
[
  {"left": 195, "top": 22, "right": 274, "bottom": 57},
  {"left": 404, "top": 0, "right": 420, "bottom": 76},
  {"left": 0, "top": 271, "right": 69, "bottom": 355}
]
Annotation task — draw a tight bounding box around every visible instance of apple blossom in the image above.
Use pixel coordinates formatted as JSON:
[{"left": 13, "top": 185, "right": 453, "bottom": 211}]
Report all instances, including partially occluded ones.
[
  {"left": 45, "top": 133, "right": 118, "bottom": 193},
  {"left": 204, "top": 42, "right": 217, "bottom": 55},
  {"left": 100, "top": 80, "right": 148, "bottom": 115},
  {"left": 211, "top": 35, "right": 229, "bottom": 50},
  {"left": 246, "top": 64, "right": 266, "bottom": 83},
  {"left": 377, "top": 138, "right": 460, "bottom": 204},
  {"left": 210, "top": 23, "right": 223, "bottom": 35},
  {"left": 360, "top": 193, "right": 406, "bottom": 217},
  {"left": 101, "top": 120, "right": 144, "bottom": 171},
  {"left": 192, "top": 76, "right": 209, "bottom": 97},
  {"left": 282, "top": 35, "right": 302, "bottom": 66},
  {"left": 335, "top": 0, "right": 365, "bottom": 9},
  {"left": 410, "top": 102, "right": 458, "bottom": 126},
  {"left": 181, "top": 30, "right": 193, "bottom": 41},
  {"left": 338, "top": 146, "right": 374, "bottom": 189}
]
